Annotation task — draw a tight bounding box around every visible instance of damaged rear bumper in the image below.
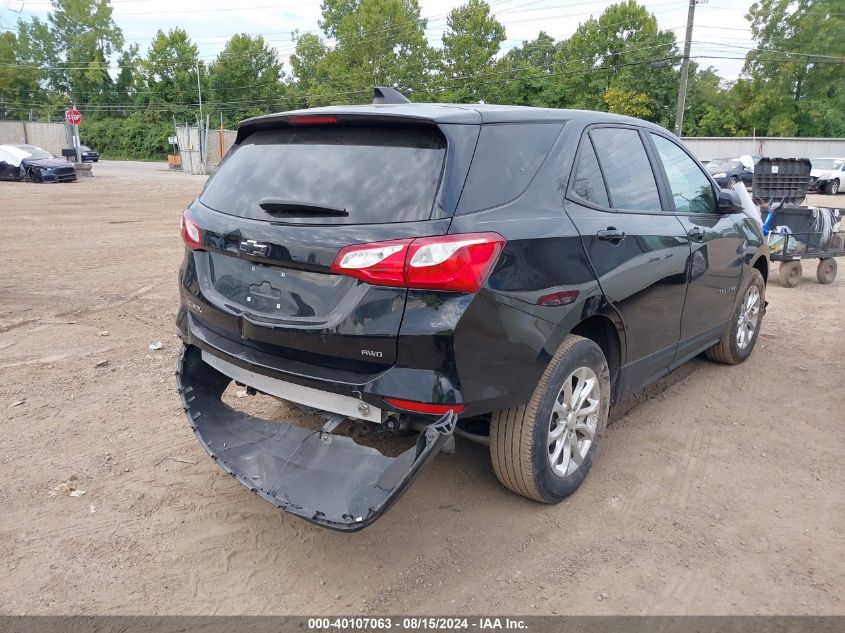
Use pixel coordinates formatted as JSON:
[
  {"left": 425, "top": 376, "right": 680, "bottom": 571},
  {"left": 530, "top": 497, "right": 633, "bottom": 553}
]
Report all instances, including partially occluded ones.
[{"left": 176, "top": 344, "right": 456, "bottom": 531}]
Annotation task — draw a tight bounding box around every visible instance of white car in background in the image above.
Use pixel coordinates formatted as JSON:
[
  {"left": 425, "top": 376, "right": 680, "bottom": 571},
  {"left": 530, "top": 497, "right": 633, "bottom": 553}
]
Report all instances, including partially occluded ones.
[{"left": 810, "top": 157, "right": 844, "bottom": 195}]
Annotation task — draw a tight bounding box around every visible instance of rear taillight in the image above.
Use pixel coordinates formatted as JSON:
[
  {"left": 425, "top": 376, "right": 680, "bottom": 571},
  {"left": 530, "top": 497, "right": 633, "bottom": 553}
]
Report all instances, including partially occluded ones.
[
  {"left": 331, "top": 238, "right": 412, "bottom": 287},
  {"left": 406, "top": 234, "right": 505, "bottom": 292},
  {"left": 180, "top": 209, "right": 202, "bottom": 250},
  {"left": 331, "top": 232, "right": 505, "bottom": 293},
  {"left": 383, "top": 397, "right": 466, "bottom": 416}
]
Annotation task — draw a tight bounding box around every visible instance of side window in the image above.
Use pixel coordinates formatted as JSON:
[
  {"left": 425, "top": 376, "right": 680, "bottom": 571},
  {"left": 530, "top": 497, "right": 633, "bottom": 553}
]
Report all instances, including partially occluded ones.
[
  {"left": 590, "top": 127, "right": 661, "bottom": 211},
  {"left": 571, "top": 138, "right": 610, "bottom": 207},
  {"left": 457, "top": 123, "right": 563, "bottom": 213},
  {"left": 651, "top": 134, "right": 716, "bottom": 214}
]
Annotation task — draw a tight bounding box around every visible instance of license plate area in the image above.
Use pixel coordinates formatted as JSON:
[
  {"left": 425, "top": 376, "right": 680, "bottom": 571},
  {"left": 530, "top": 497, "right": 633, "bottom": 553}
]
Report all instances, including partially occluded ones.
[{"left": 205, "top": 252, "right": 352, "bottom": 320}]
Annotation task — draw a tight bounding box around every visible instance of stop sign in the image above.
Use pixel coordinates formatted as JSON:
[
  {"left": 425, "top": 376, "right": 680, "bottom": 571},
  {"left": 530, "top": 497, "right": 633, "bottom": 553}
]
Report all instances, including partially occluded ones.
[{"left": 65, "top": 108, "right": 82, "bottom": 126}]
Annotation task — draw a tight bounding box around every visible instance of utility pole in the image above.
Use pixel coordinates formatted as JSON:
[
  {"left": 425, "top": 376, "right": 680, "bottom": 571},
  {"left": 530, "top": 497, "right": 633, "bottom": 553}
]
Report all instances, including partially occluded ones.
[
  {"left": 196, "top": 61, "right": 205, "bottom": 175},
  {"left": 674, "top": 0, "right": 698, "bottom": 137},
  {"left": 73, "top": 103, "right": 82, "bottom": 164}
]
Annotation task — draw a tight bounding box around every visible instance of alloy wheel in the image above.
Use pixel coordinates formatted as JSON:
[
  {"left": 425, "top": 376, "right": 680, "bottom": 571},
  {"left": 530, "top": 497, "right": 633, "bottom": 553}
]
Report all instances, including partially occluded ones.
[
  {"left": 736, "top": 285, "right": 761, "bottom": 349},
  {"left": 548, "top": 367, "right": 599, "bottom": 477}
]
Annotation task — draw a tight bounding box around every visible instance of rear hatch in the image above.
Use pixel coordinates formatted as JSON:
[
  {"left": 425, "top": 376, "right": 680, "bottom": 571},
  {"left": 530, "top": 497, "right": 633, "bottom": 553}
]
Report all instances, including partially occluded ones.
[{"left": 183, "top": 118, "right": 469, "bottom": 373}]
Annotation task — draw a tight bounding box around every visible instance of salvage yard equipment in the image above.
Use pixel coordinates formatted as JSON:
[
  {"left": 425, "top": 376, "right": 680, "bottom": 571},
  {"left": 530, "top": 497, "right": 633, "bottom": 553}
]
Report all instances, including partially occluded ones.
[{"left": 755, "top": 157, "right": 844, "bottom": 287}]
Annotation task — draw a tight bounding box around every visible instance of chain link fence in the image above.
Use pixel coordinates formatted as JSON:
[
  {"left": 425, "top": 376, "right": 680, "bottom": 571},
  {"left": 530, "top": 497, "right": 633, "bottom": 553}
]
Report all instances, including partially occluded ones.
[{"left": 0, "top": 121, "right": 71, "bottom": 157}]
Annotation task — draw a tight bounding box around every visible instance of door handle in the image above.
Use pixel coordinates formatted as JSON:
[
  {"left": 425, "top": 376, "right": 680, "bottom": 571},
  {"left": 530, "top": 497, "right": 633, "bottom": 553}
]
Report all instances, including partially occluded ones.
[
  {"left": 688, "top": 227, "right": 706, "bottom": 242},
  {"left": 597, "top": 227, "right": 626, "bottom": 242}
]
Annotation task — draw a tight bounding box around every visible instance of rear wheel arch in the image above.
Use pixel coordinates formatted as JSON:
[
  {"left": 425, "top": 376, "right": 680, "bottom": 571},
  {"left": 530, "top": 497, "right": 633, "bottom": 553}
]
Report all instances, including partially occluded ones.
[
  {"left": 752, "top": 256, "right": 768, "bottom": 285},
  {"left": 570, "top": 315, "right": 622, "bottom": 404}
]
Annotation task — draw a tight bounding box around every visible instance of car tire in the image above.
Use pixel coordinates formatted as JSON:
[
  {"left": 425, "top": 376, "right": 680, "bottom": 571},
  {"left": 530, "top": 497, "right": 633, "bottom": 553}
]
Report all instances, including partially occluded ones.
[
  {"left": 489, "top": 335, "right": 610, "bottom": 503},
  {"left": 705, "top": 269, "right": 765, "bottom": 365},
  {"left": 727, "top": 177, "right": 739, "bottom": 188},
  {"left": 817, "top": 258, "right": 837, "bottom": 284},
  {"left": 778, "top": 260, "right": 802, "bottom": 288},
  {"left": 824, "top": 179, "right": 840, "bottom": 195}
]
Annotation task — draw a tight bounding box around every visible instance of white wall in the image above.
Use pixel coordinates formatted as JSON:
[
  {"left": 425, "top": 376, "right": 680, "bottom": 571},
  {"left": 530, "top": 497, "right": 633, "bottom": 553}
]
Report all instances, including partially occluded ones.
[{"left": 681, "top": 137, "right": 845, "bottom": 162}]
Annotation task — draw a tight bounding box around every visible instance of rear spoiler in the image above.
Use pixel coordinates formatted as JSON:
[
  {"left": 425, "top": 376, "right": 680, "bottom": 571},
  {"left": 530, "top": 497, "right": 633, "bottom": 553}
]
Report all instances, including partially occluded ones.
[{"left": 235, "top": 102, "right": 481, "bottom": 144}]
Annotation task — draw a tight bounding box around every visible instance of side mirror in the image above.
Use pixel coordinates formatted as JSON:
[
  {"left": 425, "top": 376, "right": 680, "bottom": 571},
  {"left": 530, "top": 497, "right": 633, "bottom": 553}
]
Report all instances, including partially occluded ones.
[{"left": 717, "top": 188, "right": 744, "bottom": 214}]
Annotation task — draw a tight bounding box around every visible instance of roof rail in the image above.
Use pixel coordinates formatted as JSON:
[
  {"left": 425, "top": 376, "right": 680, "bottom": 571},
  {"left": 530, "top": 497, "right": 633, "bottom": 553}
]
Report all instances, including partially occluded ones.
[{"left": 373, "top": 87, "right": 410, "bottom": 105}]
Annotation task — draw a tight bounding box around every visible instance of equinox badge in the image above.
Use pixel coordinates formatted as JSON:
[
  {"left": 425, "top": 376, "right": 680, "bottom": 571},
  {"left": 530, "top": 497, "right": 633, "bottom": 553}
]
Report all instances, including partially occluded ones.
[{"left": 239, "top": 239, "right": 270, "bottom": 257}]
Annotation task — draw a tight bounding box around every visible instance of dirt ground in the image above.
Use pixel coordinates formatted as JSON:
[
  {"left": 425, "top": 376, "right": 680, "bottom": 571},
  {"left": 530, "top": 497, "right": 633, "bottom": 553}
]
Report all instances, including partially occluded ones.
[{"left": 0, "top": 161, "right": 843, "bottom": 616}]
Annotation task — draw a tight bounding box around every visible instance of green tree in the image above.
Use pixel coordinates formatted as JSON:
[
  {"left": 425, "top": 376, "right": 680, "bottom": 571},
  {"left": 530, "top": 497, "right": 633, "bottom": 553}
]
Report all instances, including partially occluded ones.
[
  {"left": 111, "top": 44, "right": 142, "bottom": 111},
  {"left": 742, "top": 0, "right": 845, "bottom": 136},
  {"left": 550, "top": 1, "right": 678, "bottom": 126},
  {"left": 682, "top": 66, "right": 734, "bottom": 135},
  {"left": 288, "top": 32, "right": 330, "bottom": 108},
  {"left": 209, "top": 34, "right": 285, "bottom": 124},
  {"left": 48, "top": 0, "right": 124, "bottom": 106},
  {"left": 492, "top": 32, "right": 561, "bottom": 106},
  {"left": 17, "top": 17, "right": 59, "bottom": 87},
  {"left": 437, "top": 0, "right": 506, "bottom": 103},
  {"left": 311, "top": 0, "right": 433, "bottom": 105},
  {"left": 319, "top": 0, "right": 361, "bottom": 38},
  {"left": 0, "top": 21, "right": 55, "bottom": 119},
  {"left": 603, "top": 86, "right": 652, "bottom": 118},
  {"left": 142, "top": 28, "right": 204, "bottom": 118}
]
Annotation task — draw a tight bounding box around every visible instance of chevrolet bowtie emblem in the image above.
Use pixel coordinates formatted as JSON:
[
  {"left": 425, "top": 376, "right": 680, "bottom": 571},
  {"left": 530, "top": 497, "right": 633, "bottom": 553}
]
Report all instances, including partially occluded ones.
[{"left": 239, "top": 239, "right": 270, "bottom": 257}]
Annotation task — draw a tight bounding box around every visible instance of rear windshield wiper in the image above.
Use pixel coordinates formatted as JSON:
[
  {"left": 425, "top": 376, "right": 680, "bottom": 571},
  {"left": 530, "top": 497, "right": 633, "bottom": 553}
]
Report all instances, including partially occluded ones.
[{"left": 258, "top": 198, "right": 348, "bottom": 217}]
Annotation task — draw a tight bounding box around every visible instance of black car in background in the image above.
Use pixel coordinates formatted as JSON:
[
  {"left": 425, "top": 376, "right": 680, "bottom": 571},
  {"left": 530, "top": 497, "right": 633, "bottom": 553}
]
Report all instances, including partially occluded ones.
[
  {"left": 79, "top": 145, "right": 100, "bottom": 162},
  {"left": 0, "top": 144, "right": 77, "bottom": 182},
  {"left": 175, "top": 93, "right": 769, "bottom": 530},
  {"left": 62, "top": 144, "right": 100, "bottom": 162},
  {"left": 705, "top": 156, "right": 759, "bottom": 188}
]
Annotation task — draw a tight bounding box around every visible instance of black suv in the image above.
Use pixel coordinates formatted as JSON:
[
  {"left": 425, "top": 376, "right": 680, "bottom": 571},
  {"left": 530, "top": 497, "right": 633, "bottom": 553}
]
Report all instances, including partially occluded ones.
[{"left": 176, "top": 92, "right": 768, "bottom": 531}]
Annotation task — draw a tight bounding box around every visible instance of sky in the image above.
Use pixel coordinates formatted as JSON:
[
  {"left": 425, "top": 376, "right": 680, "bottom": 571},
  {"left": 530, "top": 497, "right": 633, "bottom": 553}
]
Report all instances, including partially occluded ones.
[{"left": 1, "top": 0, "right": 758, "bottom": 80}]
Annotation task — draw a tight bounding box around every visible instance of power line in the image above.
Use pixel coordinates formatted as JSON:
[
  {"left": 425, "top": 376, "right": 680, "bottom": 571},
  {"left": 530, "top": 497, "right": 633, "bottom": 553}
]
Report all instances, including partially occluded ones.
[
  {"left": 1, "top": 35, "right": 681, "bottom": 98},
  {"left": 3, "top": 51, "right": 839, "bottom": 116},
  {"left": 1, "top": 1, "right": 686, "bottom": 71},
  {"left": 4, "top": 0, "right": 685, "bottom": 61}
]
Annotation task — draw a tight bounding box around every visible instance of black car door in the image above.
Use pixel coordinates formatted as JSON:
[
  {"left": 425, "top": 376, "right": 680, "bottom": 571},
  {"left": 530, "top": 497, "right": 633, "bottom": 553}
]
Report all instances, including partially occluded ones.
[
  {"left": 646, "top": 132, "right": 744, "bottom": 365},
  {"left": 565, "top": 126, "right": 691, "bottom": 399}
]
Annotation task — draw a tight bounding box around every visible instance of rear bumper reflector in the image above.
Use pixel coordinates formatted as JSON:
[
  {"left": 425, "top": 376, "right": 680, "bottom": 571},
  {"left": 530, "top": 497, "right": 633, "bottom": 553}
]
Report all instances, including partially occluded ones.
[
  {"left": 383, "top": 397, "right": 465, "bottom": 415},
  {"left": 177, "top": 345, "right": 456, "bottom": 531}
]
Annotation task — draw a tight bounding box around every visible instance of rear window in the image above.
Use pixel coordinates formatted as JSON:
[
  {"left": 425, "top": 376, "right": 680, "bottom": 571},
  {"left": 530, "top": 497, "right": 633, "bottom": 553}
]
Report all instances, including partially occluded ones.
[
  {"left": 457, "top": 122, "right": 563, "bottom": 213},
  {"left": 590, "top": 127, "right": 660, "bottom": 211},
  {"left": 200, "top": 125, "right": 446, "bottom": 224},
  {"left": 571, "top": 137, "right": 610, "bottom": 207}
]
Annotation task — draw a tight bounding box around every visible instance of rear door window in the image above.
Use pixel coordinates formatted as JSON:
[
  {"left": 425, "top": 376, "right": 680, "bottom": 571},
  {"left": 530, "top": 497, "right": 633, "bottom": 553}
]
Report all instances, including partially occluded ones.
[
  {"left": 571, "top": 137, "right": 610, "bottom": 207},
  {"left": 590, "top": 127, "right": 661, "bottom": 211},
  {"left": 650, "top": 134, "right": 717, "bottom": 213},
  {"left": 199, "top": 125, "right": 446, "bottom": 225},
  {"left": 457, "top": 122, "right": 563, "bottom": 213}
]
